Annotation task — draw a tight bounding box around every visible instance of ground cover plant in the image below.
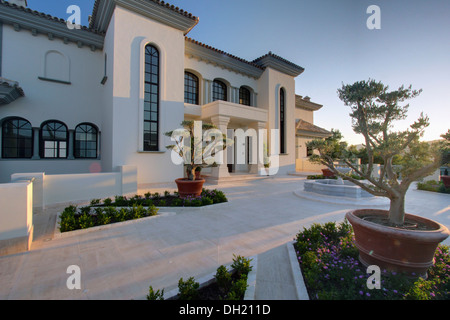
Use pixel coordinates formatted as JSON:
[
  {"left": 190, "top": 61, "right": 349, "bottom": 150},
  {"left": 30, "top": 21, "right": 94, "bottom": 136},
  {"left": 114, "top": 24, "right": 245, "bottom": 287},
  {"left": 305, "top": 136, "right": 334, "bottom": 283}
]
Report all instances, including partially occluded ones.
[
  {"left": 417, "top": 180, "right": 450, "bottom": 194},
  {"left": 59, "top": 204, "right": 159, "bottom": 233},
  {"left": 294, "top": 221, "right": 450, "bottom": 300},
  {"left": 59, "top": 188, "right": 227, "bottom": 233},
  {"left": 147, "top": 255, "right": 253, "bottom": 300},
  {"left": 95, "top": 188, "right": 227, "bottom": 208},
  {"left": 306, "top": 174, "right": 365, "bottom": 180}
]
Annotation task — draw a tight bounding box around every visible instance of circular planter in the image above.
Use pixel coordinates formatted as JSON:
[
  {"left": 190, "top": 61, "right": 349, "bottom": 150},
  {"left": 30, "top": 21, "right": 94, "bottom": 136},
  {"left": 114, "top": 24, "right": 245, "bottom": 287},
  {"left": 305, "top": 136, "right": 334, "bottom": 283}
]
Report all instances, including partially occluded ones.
[
  {"left": 175, "top": 178, "right": 205, "bottom": 199},
  {"left": 346, "top": 209, "right": 450, "bottom": 278},
  {"left": 441, "top": 175, "right": 450, "bottom": 188}
]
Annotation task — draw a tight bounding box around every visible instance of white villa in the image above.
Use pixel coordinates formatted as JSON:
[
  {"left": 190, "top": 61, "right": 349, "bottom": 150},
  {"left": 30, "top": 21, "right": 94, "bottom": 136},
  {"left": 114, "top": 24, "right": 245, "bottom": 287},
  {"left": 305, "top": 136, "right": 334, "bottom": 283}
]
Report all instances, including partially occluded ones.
[{"left": 0, "top": 0, "right": 331, "bottom": 185}]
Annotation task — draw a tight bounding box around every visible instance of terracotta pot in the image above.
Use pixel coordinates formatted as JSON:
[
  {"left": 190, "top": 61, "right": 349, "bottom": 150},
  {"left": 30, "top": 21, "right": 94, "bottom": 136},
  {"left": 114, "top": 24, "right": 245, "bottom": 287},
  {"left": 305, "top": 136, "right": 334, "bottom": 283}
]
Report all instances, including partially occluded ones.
[
  {"left": 346, "top": 209, "right": 450, "bottom": 278},
  {"left": 441, "top": 176, "right": 450, "bottom": 188},
  {"left": 175, "top": 178, "right": 205, "bottom": 199},
  {"left": 322, "top": 168, "right": 335, "bottom": 178}
]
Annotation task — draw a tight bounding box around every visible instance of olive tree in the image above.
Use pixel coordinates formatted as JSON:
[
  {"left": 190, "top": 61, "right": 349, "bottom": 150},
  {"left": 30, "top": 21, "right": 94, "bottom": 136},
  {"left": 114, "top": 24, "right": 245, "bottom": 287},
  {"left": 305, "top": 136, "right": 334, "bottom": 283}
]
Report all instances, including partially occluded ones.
[
  {"left": 165, "top": 120, "right": 232, "bottom": 181},
  {"left": 307, "top": 79, "right": 444, "bottom": 226}
]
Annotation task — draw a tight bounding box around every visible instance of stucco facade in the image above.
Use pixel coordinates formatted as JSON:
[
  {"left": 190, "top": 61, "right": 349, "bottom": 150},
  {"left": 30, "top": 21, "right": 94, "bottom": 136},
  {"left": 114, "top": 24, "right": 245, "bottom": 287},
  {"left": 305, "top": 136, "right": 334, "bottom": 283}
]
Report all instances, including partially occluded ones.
[{"left": 0, "top": 0, "right": 329, "bottom": 184}]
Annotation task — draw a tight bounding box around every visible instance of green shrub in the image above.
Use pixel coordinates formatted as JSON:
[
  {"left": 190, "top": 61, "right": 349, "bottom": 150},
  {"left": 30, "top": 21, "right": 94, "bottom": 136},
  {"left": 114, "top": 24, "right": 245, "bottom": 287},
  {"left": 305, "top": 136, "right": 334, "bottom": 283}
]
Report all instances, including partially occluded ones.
[
  {"left": 215, "top": 265, "right": 232, "bottom": 292},
  {"left": 79, "top": 213, "right": 94, "bottom": 229},
  {"left": 59, "top": 205, "right": 77, "bottom": 232},
  {"left": 201, "top": 197, "right": 214, "bottom": 206},
  {"left": 94, "top": 207, "right": 111, "bottom": 225},
  {"left": 227, "top": 275, "right": 248, "bottom": 300},
  {"left": 158, "top": 199, "right": 166, "bottom": 207},
  {"left": 172, "top": 198, "right": 182, "bottom": 206},
  {"left": 147, "top": 286, "right": 165, "bottom": 300},
  {"left": 231, "top": 255, "right": 253, "bottom": 279},
  {"left": 114, "top": 195, "right": 128, "bottom": 206},
  {"left": 178, "top": 277, "right": 199, "bottom": 300},
  {"left": 90, "top": 198, "right": 101, "bottom": 206}
]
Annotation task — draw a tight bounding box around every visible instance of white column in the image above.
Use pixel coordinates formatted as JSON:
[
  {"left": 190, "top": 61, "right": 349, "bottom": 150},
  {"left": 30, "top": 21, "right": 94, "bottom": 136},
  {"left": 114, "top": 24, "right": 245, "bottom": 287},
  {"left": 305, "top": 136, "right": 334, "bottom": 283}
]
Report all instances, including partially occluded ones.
[
  {"left": 204, "top": 79, "right": 212, "bottom": 104},
  {"left": 68, "top": 130, "right": 75, "bottom": 160},
  {"left": 210, "top": 115, "right": 231, "bottom": 179},
  {"left": 249, "top": 121, "right": 267, "bottom": 175},
  {"left": 31, "top": 127, "right": 40, "bottom": 160}
]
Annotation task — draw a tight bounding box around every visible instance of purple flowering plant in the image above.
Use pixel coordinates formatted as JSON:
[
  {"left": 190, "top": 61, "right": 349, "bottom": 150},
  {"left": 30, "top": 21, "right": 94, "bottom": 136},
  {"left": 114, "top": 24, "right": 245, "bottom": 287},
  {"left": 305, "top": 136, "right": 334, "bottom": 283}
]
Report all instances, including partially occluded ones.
[{"left": 295, "top": 221, "right": 450, "bottom": 300}]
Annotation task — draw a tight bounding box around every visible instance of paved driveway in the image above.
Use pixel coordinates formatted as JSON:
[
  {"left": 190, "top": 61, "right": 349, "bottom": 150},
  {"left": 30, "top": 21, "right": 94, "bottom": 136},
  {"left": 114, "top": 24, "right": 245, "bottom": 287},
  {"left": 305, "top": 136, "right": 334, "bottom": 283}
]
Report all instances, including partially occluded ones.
[{"left": 0, "top": 175, "right": 448, "bottom": 300}]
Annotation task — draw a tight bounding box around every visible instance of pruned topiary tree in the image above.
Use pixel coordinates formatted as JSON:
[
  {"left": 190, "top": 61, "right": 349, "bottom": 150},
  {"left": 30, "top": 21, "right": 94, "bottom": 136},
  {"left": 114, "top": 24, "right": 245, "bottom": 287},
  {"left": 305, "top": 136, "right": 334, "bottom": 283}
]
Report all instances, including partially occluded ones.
[{"left": 307, "top": 79, "right": 445, "bottom": 226}]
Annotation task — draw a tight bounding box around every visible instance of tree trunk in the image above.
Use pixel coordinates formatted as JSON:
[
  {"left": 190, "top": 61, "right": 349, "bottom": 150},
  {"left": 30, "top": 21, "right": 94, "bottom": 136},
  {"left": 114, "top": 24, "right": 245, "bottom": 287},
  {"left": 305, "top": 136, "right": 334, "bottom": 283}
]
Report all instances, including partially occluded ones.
[{"left": 388, "top": 194, "right": 406, "bottom": 226}]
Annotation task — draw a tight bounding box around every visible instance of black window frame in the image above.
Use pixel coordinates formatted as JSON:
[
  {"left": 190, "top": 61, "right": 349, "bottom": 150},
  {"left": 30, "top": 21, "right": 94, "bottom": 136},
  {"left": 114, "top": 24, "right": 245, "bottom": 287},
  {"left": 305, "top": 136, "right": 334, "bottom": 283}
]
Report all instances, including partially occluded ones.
[
  {"left": 280, "top": 88, "right": 286, "bottom": 154},
  {"left": 74, "top": 123, "right": 98, "bottom": 159},
  {"left": 212, "top": 80, "right": 227, "bottom": 102},
  {"left": 184, "top": 72, "right": 199, "bottom": 105},
  {"left": 40, "top": 120, "right": 68, "bottom": 159},
  {"left": 239, "top": 87, "right": 251, "bottom": 106},
  {"left": 1, "top": 117, "right": 33, "bottom": 159},
  {"left": 144, "top": 44, "right": 160, "bottom": 152}
]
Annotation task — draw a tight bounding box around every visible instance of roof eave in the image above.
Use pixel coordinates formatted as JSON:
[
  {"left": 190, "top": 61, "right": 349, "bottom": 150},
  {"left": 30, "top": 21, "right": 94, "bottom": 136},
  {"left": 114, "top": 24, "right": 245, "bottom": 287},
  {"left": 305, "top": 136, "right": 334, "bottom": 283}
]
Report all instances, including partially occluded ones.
[
  {"left": 185, "top": 38, "right": 264, "bottom": 79},
  {"left": 296, "top": 130, "right": 331, "bottom": 139},
  {"left": 0, "top": 2, "right": 104, "bottom": 50},
  {"left": 0, "top": 79, "right": 25, "bottom": 105},
  {"left": 91, "top": 0, "right": 199, "bottom": 35},
  {"left": 253, "top": 54, "right": 304, "bottom": 77}
]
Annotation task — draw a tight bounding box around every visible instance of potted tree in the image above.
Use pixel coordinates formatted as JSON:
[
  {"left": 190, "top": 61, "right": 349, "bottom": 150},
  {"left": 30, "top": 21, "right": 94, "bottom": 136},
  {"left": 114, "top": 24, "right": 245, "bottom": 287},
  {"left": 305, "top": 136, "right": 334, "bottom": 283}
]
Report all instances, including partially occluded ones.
[
  {"left": 165, "top": 120, "right": 232, "bottom": 198},
  {"left": 307, "top": 79, "right": 450, "bottom": 278}
]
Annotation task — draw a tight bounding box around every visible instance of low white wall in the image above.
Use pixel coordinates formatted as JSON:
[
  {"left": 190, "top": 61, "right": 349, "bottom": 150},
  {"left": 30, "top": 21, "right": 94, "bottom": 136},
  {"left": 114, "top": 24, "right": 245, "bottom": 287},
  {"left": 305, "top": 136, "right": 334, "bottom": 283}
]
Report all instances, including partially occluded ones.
[
  {"left": 11, "top": 166, "right": 138, "bottom": 207},
  {"left": 0, "top": 181, "right": 33, "bottom": 256},
  {"left": 296, "top": 158, "right": 326, "bottom": 172}
]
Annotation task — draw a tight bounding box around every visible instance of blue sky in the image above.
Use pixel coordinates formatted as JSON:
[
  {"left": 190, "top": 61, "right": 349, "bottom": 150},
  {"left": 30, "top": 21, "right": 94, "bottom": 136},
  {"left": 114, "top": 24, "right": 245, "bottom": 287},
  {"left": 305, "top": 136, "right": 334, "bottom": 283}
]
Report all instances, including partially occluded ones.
[{"left": 26, "top": 0, "right": 450, "bottom": 145}]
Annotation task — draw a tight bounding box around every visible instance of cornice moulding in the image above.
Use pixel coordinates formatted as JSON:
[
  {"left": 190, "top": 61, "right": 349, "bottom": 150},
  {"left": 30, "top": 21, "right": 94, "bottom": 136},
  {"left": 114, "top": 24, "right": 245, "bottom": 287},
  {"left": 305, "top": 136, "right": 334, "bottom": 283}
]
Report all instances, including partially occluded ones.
[
  {"left": 93, "top": 0, "right": 199, "bottom": 34},
  {"left": 0, "top": 5, "right": 104, "bottom": 50},
  {"left": 185, "top": 41, "right": 264, "bottom": 79}
]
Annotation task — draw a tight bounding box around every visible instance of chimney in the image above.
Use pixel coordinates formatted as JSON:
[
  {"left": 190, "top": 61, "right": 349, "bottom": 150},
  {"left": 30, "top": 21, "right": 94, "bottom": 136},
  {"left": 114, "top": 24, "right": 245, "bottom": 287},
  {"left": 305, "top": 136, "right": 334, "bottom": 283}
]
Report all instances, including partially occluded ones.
[{"left": 8, "top": 0, "right": 27, "bottom": 7}]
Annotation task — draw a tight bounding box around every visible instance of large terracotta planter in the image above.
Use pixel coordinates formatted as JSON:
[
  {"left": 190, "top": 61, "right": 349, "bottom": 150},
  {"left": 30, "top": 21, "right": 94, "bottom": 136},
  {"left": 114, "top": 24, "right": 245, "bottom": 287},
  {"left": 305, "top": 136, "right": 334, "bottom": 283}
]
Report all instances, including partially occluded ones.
[
  {"left": 175, "top": 178, "right": 205, "bottom": 199},
  {"left": 346, "top": 209, "right": 450, "bottom": 278},
  {"left": 441, "top": 175, "right": 450, "bottom": 188},
  {"left": 322, "top": 168, "right": 335, "bottom": 178}
]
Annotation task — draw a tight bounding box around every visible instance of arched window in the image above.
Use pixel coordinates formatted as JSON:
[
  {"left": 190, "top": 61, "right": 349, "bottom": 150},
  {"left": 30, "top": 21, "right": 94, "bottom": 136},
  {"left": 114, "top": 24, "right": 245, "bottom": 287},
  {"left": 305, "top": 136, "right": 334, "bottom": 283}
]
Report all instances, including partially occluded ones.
[
  {"left": 280, "top": 88, "right": 286, "bottom": 154},
  {"left": 40, "top": 121, "right": 68, "bottom": 159},
  {"left": 1, "top": 117, "right": 33, "bottom": 159},
  {"left": 74, "top": 123, "right": 98, "bottom": 159},
  {"left": 239, "top": 87, "right": 251, "bottom": 106},
  {"left": 144, "top": 44, "right": 160, "bottom": 151},
  {"left": 212, "top": 80, "right": 227, "bottom": 102},
  {"left": 185, "top": 72, "right": 199, "bottom": 105}
]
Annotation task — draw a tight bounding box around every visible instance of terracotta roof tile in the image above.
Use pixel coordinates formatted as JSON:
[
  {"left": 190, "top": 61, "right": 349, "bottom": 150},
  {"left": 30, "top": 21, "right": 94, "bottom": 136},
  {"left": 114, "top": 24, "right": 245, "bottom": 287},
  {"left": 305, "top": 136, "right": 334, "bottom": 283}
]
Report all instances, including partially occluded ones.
[
  {"left": 185, "top": 37, "right": 265, "bottom": 70},
  {"left": 0, "top": 0, "right": 104, "bottom": 35},
  {"left": 89, "top": 0, "right": 198, "bottom": 30},
  {"left": 296, "top": 119, "right": 331, "bottom": 136}
]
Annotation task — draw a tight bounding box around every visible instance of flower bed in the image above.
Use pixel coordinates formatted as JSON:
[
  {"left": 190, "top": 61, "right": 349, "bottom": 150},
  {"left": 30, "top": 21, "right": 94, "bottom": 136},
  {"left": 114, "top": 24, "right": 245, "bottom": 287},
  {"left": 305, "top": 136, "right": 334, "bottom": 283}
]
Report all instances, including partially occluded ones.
[
  {"left": 147, "top": 255, "right": 253, "bottom": 300},
  {"left": 294, "top": 221, "right": 450, "bottom": 300},
  {"left": 417, "top": 180, "right": 450, "bottom": 194},
  {"left": 59, "top": 188, "right": 228, "bottom": 233},
  {"left": 94, "top": 188, "right": 227, "bottom": 208}
]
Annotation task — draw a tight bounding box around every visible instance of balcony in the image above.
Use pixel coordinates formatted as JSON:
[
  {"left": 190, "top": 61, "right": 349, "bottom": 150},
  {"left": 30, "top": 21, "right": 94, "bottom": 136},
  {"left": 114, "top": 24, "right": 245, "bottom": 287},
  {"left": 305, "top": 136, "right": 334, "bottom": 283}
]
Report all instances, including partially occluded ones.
[{"left": 184, "top": 100, "right": 268, "bottom": 125}]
